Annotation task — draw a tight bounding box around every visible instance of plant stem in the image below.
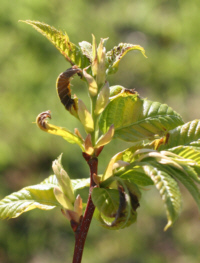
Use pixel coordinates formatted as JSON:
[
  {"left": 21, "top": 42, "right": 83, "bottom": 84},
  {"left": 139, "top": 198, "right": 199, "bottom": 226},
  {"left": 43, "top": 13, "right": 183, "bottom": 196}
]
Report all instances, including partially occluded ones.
[
  {"left": 90, "top": 96, "right": 99, "bottom": 146},
  {"left": 72, "top": 156, "right": 98, "bottom": 263}
]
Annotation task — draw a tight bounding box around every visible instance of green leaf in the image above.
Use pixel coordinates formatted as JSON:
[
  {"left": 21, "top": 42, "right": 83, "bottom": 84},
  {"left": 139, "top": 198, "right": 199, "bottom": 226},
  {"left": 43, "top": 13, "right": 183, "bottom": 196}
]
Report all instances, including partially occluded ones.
[
  {"left": 95, "top": 209, "right": 137, "bottom": 230},
  {"left": 143, "top": 164, "right": 182, "bottom": 230},
  {"left": 20, "top": 20, "right": 89, "bottom": 68},
  {"left": 106, "top": 43, "right": 147, "bottom": 74},
  {"left": 169, "top": 146, "right": 200, "bottom": 166},
  {"left": 92, "top": 188, "right": 120, "bottom": 217},
  {"left": 118, "top": 166, "right": 154, "bottom": 186},
  {"left": 94, "top": 178, "right": 138, "bottom": 230},
  {"left": 0, "top": 184, "right": 60, "bottom": 219},
  {"left": 41, "top": 175, "right": 90, "bottom": 192},
  {"left": 166, "top": 166, "right": 200, "bottom": 210},
  {"left": 99, "top": 92, "right": 183, "bottom": 143},
  {"left": 41, "top": 175, "right": 59, "bottom": 186},
  {"left": 71, "top": 178, "right": 90, "bottom": 191},
  {"left": 151, "top": 163, "right": 200, "bottom": 211},
  {"left": 52, "top": 155, "right": 75, "bottom": 203},
  {"left": 157, "top": 120, "right": 200, "bottom": 150}
]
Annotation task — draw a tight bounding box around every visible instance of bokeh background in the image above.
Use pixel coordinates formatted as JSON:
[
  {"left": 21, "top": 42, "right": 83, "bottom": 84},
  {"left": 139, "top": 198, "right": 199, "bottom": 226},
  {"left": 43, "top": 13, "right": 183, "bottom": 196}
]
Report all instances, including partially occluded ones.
[{"left": 1, "top": 0, "right": 200, "bottom": 262}]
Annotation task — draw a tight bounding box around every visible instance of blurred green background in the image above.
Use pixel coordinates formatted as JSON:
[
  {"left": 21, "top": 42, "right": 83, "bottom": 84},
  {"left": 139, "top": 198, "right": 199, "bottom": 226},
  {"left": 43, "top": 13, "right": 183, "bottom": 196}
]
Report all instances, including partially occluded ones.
[{"left": 1, "top": 0, "right": 200, "bottom": 262}]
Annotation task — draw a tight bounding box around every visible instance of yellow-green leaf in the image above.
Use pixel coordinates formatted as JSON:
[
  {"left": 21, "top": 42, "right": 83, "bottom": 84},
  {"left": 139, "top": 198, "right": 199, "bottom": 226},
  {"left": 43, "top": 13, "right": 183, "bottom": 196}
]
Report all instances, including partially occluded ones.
[
  {"left": 36, "top": 111, "right": 84, "bottom": 150},
  {"left": 20, "top": 20, "right": 89, "bottom": 68},
  {"left": 0, "top": 184, "right": 60, "bottom": 219},
  {"left": 106, "top": 43, "right": 147, "bottom": 74}
]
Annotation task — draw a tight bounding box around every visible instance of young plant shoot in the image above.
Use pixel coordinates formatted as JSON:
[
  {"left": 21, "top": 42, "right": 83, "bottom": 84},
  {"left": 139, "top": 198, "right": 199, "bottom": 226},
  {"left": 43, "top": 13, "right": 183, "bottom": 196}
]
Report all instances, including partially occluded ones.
[{"left": 1, "top": 21, "right": 200, "bottom": 263}]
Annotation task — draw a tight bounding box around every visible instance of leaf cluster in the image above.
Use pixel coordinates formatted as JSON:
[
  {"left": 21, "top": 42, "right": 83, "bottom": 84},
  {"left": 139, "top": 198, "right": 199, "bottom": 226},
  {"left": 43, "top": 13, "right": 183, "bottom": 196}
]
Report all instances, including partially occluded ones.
[{"left": 0, "top": 21, "right": 200, "bottom": 232}]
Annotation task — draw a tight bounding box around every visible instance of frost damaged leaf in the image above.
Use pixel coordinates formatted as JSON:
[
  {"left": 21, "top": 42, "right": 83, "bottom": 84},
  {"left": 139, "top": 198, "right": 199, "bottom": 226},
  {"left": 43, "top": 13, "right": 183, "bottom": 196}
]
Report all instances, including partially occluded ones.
[
  {"left": 56, "top": 66, "right": 82, "bottom": 114},
  {"left": 106, "top": 43, "right": 147, "bottom": 75},
  {"left": 20, "top": 20, "right": 90, "bottom": 68},
  {"left": 79, "top": 41, "right": 93, "bottom": 62},
  {"left": 36, "top": 111, "right": 84, "bottom": 150}
]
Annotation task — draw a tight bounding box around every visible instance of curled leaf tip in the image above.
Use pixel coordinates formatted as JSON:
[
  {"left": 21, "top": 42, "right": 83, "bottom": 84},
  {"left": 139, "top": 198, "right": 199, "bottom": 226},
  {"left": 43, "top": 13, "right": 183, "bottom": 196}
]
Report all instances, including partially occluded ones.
[
  {"left": 57, "top": 66, "right": 82, "bottom": 112},
  {"left": 36, "top": 110, "right": 51, "bottom": 130}
]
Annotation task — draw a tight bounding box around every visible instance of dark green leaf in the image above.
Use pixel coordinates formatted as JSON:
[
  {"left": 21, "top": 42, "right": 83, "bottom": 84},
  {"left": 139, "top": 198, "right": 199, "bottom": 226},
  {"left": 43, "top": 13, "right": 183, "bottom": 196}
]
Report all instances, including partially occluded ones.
[
  {"left": 91, "top": 188, "right": 119, "bottom": 217},
  {"left": 119, "top": 167, "right": 154, "bottom": 186}
]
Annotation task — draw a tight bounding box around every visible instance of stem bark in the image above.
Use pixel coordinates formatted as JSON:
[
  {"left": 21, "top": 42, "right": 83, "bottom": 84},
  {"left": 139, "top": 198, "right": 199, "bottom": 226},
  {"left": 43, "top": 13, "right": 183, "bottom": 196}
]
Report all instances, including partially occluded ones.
[{"left": 72, "top": 156, "right": 98, "bottom": 263}]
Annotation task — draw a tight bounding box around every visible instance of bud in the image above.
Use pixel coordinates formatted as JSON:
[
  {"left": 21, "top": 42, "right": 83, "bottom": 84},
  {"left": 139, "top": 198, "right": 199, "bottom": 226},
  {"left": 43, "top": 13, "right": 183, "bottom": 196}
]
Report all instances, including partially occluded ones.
[
  {"left": 83, "top": 67, "right": 98, "bottom": 96},
  {"left": 77, "top": 99, "right": 94, "bottom": 133},
  {"left": 54, "top": 186, "right": 74, "bottom": 210},
  {"left": 94, "top": 81, "right": 110, "bottom": 115},
  {"left": 102, "top": 152, "right": 123, "bottom": 181},
  {"left": 95, "top": 124, "right": 114, "bottom": 148},
  {"left": 84, "top": 134, "right": 94, "bottom": 155},
  {"left": 74, "top": 128, "right": 84, "bottom": 141},
  {"left": 61, "top": 209, "right": 80, "bottom": 225},
  {"left": 52, "top": 155, "right": 75, "bottom": 203},
  {"left": 91, "top": 34, "right": 98, "bottom": 76},
  {"left": 96, "top": 38, "right": 107, "bottom": 85},
  {"left": 74, "top": 195, "right": 83, "bottom": 219},
  {"left": 92, "top": 173, "right": 101, "bottom": 186}
]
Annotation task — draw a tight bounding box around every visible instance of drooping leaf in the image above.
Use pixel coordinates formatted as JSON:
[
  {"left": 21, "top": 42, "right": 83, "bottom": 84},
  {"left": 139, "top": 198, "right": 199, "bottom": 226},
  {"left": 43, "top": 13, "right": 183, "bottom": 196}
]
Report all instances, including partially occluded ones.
[
  {"left": 36, "top": 111, "right": 84, "bottom": 150},
  {"left": 167, "top": 166, "right": 200, "bottom": 210},
  {"left": 168, "top": 146, "right": 200, "bottom": 166},
  {"left": 153, "top": 163, "right": 200, "bottom": 211},
  {"left": 99, "top": 92, "right": 183, "bottom": 143},
  {"left": 157, "top": 120, "right": 200, "bottom": 150},
  {"left": 56, "top": 67, "right": 82, "bottom": 112},
  {"left": 143, "top": 164, "right": 182, "bottom": 230},
  {"left": 20, "top": 20, "right": 90, "bottom": 68},
  {"left": 0, "top": 184, "right": 60, "bottom": 219},
  {"left": 106, "top": 43, "right": 147, "bottom": 74}
]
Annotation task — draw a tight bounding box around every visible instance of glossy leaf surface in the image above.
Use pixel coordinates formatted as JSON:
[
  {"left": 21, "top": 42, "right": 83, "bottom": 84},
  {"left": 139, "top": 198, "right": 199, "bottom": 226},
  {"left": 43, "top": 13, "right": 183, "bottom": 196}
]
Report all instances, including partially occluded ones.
[
  {"left": 99, "top": 92, "right": 183, "bottom": 142},
  {"left": 143, "top": 164, "right": 182, "bottom": 230},
  {"left": 0, "top": 184, "right": 60, "bottom": 219}
]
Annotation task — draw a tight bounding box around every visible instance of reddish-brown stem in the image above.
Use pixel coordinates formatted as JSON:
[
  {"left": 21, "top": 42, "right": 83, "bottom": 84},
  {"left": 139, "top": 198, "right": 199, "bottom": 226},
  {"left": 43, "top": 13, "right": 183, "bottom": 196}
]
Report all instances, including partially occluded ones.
[{"left": 72, "top": 156, "right": 98, "bottom": 263}]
